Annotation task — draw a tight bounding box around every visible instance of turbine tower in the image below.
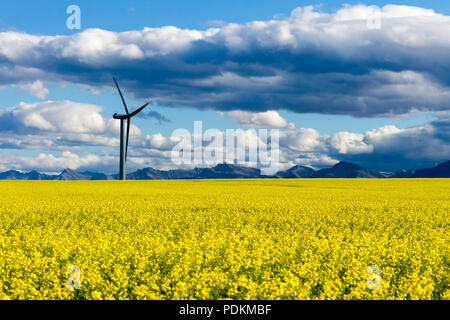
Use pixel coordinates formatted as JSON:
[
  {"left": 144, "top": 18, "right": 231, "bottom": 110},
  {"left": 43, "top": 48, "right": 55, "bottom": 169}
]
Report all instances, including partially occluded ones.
[{"left": 113, "top": 77, "right": 149, "bottom": 180}]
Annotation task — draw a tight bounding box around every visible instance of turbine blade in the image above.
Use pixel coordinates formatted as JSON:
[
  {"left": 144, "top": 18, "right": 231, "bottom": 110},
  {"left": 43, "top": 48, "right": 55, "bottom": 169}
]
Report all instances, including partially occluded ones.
[
  {"left": 113, "top": 77, "right": 130, "bottom": 115},
  {"left": 129, "top": 103, "right": 149, "bottom": 118},
  {"left": 126, "top": 118, "right": 131, "bottom": 162}
]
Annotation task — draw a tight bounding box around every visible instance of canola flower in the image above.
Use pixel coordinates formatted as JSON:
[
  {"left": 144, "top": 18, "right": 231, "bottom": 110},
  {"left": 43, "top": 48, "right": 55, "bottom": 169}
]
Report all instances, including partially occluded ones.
[{"left": 0, "top": 179, "right": 448, "bottom": 300}]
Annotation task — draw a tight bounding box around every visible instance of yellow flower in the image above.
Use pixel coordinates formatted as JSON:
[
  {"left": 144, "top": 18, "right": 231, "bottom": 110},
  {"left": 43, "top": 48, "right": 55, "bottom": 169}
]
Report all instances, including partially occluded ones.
[{"left": 0, "top": 179, "right": 448, "bottom": 300}]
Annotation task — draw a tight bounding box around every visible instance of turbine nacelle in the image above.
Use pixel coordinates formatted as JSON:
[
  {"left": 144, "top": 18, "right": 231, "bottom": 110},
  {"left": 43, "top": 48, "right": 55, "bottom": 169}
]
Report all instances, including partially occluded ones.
[{"left": 113, "top": 113, "right": 130, "bottom": 120}]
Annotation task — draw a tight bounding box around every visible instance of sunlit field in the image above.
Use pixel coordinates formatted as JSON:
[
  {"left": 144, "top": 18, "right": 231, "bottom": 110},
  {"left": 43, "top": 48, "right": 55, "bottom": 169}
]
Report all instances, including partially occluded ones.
[{"left": 0, "top": 179, "right": 448, "bottom": 300}]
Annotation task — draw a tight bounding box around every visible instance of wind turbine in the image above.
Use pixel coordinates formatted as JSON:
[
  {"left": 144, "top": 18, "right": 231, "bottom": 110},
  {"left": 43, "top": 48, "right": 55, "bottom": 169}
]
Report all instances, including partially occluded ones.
[{"left": 113, "top": 77, "right": 149, "bottom": 180}]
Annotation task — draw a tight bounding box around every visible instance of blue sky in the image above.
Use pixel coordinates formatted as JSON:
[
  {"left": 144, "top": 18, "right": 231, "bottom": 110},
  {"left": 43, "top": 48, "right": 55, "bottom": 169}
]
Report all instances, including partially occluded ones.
[
  {"left": 1, "top": 0, "right": 449, "bottom": 34},
  {"left": 0, "top": 1, "right": 449, "bottom": 173}
]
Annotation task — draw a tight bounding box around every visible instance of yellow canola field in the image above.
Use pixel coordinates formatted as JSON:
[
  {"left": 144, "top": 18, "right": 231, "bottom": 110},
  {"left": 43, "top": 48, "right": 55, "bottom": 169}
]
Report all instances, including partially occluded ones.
[{"left": 0, "top": 179, "right": 448, "bottom": 300}]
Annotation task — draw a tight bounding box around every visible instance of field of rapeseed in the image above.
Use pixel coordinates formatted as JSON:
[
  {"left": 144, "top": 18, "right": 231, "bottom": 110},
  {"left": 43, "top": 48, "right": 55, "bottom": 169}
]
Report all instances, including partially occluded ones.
[{"left": 0, "top": 179, "right": 448, "bottom": 300}]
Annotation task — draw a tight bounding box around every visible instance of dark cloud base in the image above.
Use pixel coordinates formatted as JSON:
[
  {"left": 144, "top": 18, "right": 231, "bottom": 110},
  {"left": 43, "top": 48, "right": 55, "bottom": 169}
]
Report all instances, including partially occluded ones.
[{"left": 1, "top": 5, "right": 450, "bottom": 117}]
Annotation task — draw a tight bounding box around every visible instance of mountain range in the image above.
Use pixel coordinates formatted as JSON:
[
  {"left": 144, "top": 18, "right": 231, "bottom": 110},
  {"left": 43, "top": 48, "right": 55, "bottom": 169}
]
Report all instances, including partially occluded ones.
[{"left": 0, "top": 161, "right": 449, "bottom": 181}]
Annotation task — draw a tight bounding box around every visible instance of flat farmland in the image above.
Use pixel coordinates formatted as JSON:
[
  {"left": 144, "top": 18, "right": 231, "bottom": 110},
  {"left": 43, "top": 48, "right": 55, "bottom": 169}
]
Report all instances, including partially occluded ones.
[{"left": 0, "top": 179, "right": 448, "bottom": 300}]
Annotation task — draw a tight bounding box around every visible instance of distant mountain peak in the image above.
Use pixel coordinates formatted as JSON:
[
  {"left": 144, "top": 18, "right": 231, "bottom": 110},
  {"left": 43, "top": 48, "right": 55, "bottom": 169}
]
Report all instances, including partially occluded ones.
[
  {"left": 412, "top": 161, "right": 450, "bottom": 178},
  {"left": 277, "top": 165, "right": 316, "bottom": 178},
  {"left": 54, "top": 168, "right": 113, "bottom": 181},
  {"left": 0, "top": 160, "right": 449, "bottom": 180},
  {"left": 313, "top": 161, "right": 384, "bottom": 178},
  {"left": 214, "top": 163, "right": 236, "bottom": 170}
]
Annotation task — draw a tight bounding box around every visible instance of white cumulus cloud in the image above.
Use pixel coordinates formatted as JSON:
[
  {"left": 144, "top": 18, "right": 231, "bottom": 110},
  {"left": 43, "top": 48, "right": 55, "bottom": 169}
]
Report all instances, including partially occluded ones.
[
  {"left": 1, "top": 5, "right": 450, "bottom": 117},
  {"left": 224, "top": 110, "right": 295, "bottom": 129},
  {"left": 14, "top": 80, "right": 50, "bottom": 99}
]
